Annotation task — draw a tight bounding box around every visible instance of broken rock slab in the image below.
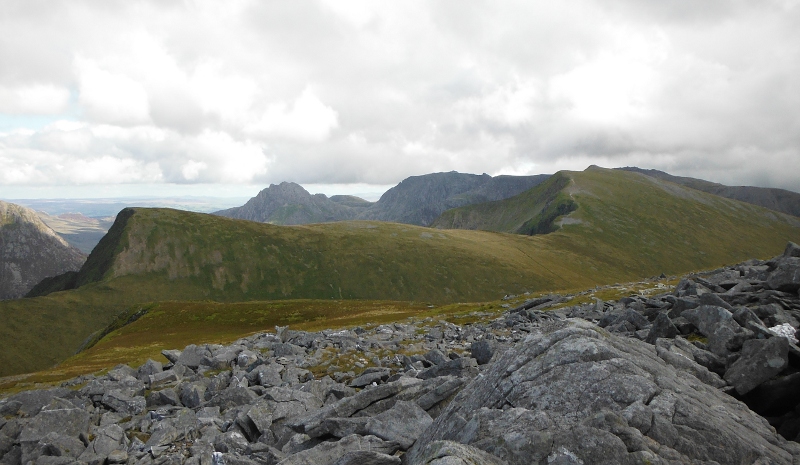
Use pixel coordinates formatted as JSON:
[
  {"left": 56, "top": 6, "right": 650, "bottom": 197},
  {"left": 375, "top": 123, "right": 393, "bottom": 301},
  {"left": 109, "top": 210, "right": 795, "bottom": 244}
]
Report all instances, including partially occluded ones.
[
  {"left": 406, "top": 320, "right": 800, "bottom": 465},
  {"left": 724, "top": 336, "right": 789, "bottom": 395}
]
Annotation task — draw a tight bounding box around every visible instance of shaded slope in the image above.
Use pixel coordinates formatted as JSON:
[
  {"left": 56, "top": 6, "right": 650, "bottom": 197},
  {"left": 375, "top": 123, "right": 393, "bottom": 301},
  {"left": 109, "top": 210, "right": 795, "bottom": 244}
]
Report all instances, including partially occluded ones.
[
  {"left": 357, "top": 172, "right": 550, "bottom": 226},
  {"left": 618, "top": 167, "right": 800, "bottom": 217},
  {"left": 0, "top": 200, "right": 86, "bottom": 300},
  {"left": 431, "top": 172, "right": 575, "bottom": 234}
]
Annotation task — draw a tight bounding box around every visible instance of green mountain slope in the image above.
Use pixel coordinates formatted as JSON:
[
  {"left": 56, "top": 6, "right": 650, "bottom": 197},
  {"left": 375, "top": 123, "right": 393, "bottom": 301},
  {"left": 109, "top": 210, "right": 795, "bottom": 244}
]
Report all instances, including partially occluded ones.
[
  {"left": 617, "top": 167, "right": 800, "bottom": 217},
  {"left": 433, "top": 166, "right": 800, "bottom": 276},
  {"left": 3, "top": 166, "right": 800, "bottom": 377},
  {"left": 431, "top": 172, "right": 575, "bottom": 234}
]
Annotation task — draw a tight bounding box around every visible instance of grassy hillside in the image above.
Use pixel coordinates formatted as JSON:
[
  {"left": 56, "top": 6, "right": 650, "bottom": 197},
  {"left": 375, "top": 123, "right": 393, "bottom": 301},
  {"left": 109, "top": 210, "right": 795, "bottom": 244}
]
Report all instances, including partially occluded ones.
[
  {"left": 617, "top": 167, "right": 800, "bottom": 217},
  {"left": 1, "top": 278, "right": 675, "bottom": 393},
  {"left": 432, "top": 172, "right": 574, "bottom": 234},
  {"left": 434, "top": 166, "right": 800, "bottom": 277},
  {"left": 55, "top": 208, "right": 582, "bottom": 302},
  {"left": 2, "top": 166, "right": 800, "bottom": 377},
  {"left": 2, "top": 212, "right": 592, "bottom": 376}
]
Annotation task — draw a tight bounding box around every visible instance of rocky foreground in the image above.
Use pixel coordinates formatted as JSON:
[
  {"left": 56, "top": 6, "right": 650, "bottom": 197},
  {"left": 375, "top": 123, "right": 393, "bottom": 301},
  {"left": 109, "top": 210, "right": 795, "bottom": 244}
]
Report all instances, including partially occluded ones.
[{"left": 2, "top": 244, "right": 800, "bottom": 465}]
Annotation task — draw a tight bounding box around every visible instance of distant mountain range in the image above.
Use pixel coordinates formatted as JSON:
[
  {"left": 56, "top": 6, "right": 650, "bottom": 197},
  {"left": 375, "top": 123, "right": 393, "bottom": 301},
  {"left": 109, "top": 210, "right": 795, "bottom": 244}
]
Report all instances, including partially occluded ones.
[
  {"left": 0, "top": 200, "right": 86, "bottom": 300},
  {"left": 217, "top": 169, "right": 800, "bottom": 231},
  {"left": 6, "top": 167, "right": 800, "bottom": 375},
  {"left": 616, "top": 167, "right": 800, "bottom": 218},
  {"left": 215, "top": 172, "right": 550, "bottom": 226}
]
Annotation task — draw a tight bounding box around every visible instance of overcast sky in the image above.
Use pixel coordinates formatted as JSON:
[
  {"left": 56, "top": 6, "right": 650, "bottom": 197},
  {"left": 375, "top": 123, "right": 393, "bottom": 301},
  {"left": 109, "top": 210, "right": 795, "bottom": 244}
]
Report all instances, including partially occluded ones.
[{"left": 1, "top": 0, "right": 799, "bottom": 200}]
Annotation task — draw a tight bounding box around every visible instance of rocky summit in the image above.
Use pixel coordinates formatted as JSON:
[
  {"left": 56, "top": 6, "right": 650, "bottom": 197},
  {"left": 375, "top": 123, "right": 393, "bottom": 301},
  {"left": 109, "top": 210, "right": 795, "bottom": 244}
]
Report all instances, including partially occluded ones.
[
  {"left": 2, "top": 243, "right": 800, "bottom": 464},
  {"left": 0, "top": 200, "right": 86, "bottom": 300}
]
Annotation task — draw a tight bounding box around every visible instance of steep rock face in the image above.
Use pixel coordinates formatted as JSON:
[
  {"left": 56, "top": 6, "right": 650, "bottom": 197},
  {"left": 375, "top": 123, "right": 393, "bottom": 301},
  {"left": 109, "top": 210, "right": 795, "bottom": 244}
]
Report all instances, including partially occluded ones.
[
  {"left": 0, "top": 201, "right": 85, "bottom": 300},
  {"left": 358, "top": 172, "right": 549, "bottom": 226},
  {"left": 619, "top": 167, "right": 800, "bottom": 217},
  {"left": 215, "top": 182, "right": 360, "bottom": 225},
  {"left": 407, "top": 319, "right": 800, "bottom": 464},
  {"left": 215, "top": 173, "right": 550, "bottom": 227}
]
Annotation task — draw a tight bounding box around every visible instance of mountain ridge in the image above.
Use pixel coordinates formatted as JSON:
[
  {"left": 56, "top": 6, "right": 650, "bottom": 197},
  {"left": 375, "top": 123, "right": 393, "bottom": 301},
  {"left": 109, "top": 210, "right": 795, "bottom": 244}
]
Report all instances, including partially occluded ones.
[
  {"left": 0, "top": 200, "right": 86, "bottom": 300},
  {"left": 214, "top": 182, "right": 362, "bottom": 225},
  {"left": 617, "top": 167, "right": 800, "bottom": 217},
  {"left": 215, "top": 172, "right": 550, "bottom": 226}
]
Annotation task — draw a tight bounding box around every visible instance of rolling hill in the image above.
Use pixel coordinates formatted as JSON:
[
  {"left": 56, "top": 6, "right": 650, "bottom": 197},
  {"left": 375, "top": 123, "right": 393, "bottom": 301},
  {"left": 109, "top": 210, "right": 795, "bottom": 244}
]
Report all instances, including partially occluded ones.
[
  {"left": 0, "top": 200, "right": 86, "bottom": 300},
  {"left": 3, "top": 167, "right": 800, "bottom": 376}
]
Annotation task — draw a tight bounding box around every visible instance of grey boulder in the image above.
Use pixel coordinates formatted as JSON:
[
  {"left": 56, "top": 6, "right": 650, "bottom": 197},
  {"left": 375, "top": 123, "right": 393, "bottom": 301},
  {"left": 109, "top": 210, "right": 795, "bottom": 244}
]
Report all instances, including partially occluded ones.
[
  {"left": 276, "top": 434, "right": 399, "bottom": 465},
  {"left": 412, "top": 440, "right": 506, "bottom": 465},
  {"left": 724, "top": 336, "right": 789, "bottom": 395},
  {"left": 364, "top": 400, "right": 433, "bottom": 450},
  {"left": 332, "top": 450, "right": 401, "bottom": 465},
  {"left": 767, "top": 257, "right": 800, "bottom": 293},
  {"left": 644, "top": 312, "right": 678, "bottom": 345},
  {"left": 681, "top": 305, "right": 745, "bottom": 356},
  {"left": 469, "top": 340, "right": 495, "bottom": 365},
  {"left": 406, "top": 320, "right": 799, "bottom": 465}
]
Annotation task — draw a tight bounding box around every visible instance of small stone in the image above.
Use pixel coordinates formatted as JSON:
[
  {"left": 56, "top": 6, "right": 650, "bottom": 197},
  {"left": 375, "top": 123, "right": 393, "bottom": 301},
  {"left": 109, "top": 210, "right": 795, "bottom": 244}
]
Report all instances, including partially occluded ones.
[
  {"left": 470, "top": 340, "right": 494, "bottom": 365},
  {"left": 108, "top": 449, "right": 128, "bottom": 464}
]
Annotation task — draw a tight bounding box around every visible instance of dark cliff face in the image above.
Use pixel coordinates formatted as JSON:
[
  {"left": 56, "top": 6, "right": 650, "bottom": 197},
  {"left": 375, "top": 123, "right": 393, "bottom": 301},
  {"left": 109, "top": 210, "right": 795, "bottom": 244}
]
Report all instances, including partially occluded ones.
[
  {"left": 618, "top": 167, "right": 800, "bottom": 217},
  {"left": 216, "top": 173, "right": 551, "bottom": 227},
  {"left": 359, "top": 172, "right": 550, "bottom": 226},
  {"left": 0, "top": 201, "right": 86, "bottom": 300}
]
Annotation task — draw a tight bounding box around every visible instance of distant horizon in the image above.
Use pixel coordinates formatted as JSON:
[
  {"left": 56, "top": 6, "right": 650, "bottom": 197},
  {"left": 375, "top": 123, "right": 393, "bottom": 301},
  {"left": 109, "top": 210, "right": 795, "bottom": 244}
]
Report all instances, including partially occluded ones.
[
  {"left": 4, "top": 165, "right": 800, "bottom": 207},
  {"left": 3, "top": 2, "right": 800, "bottom": 201},
  {"left": 1, "top": 182, "right": 394, "bottom": 203}
]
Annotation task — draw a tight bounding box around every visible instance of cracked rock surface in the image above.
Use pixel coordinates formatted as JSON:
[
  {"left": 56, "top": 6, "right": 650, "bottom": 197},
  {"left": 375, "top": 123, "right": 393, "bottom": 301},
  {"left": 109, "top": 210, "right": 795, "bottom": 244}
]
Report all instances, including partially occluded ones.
[{"left": 407, "top": 319, "right": 800, "bottom": 464}]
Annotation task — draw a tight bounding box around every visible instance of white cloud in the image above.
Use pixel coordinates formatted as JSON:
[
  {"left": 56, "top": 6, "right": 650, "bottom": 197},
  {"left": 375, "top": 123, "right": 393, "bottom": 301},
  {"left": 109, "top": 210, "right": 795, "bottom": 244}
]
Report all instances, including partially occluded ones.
[
  {"left": 246, "top": 87, "right": 339, "bottom": 141},
  {"left": 75, "top": 57, "right": 151, "bottom": 126},
  {"left": 65, "top": 156, "right": 163, "bottom": 184},
  {"left": 181, "top": 160, "right": 207, "bottom": 181},
  {"left": 0, "top": 84, "right": 70, "bottom": 115},
  {"left": 188, "top": 130, "right": 270, "bottom": 184},
  {"left": 1, "top": 0, "right": 799, "bottom": 196}
]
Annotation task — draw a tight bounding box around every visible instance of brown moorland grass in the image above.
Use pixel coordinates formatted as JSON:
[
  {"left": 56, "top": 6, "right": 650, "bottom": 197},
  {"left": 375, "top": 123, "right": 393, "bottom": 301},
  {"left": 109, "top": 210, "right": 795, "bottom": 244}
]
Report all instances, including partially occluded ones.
[{"left": 0, "top": 275, "right": 681, "bottom": 395}]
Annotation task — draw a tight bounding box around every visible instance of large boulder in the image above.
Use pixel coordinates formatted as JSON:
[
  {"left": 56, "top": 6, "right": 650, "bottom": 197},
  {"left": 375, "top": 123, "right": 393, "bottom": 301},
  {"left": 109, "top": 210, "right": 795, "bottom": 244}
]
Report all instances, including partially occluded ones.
[
  {"left": 767, "top": 257, "right": 800, "bottom": 293},
  {"left": 364, "top": 400, "right": 433, "bottom": 450},
  {"left": 412, "top": 440, "right": 506, "bottom": 465},
  {"left": 681, "top": 305, "right": 746, "bottom": 357},
  {"left": 724, "top": 337, "right": 789, "bottom": 395},
  {"left": 644, "top": 312, "right": 678, "bottom": 344},
  {"left": 276, "top": 434, "right": 399, "bottom": 465},
  {"left": 406, "top": 320, "right": 800, "bottom": 465}
]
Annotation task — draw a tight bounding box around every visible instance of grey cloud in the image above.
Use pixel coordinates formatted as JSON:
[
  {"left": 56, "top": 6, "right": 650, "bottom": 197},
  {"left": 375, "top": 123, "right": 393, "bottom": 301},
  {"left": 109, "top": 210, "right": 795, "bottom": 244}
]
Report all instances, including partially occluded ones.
[{"left": 1, "top": 0, "right": 800, "bottom": 195}]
